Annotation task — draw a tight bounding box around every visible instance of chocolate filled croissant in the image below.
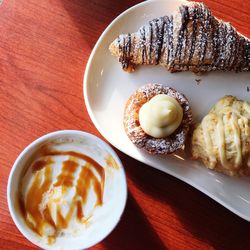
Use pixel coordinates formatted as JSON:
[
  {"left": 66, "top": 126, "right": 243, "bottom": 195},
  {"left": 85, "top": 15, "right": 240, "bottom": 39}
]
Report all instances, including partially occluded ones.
[{"left": 109, "top": 2, "right": 250, "bottom": 73}]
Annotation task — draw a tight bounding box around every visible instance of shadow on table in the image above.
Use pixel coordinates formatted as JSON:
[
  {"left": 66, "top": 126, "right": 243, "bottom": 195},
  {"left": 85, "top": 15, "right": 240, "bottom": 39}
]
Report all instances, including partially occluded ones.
[
  {"left": 118, "top": 152, "right": 250, "bottom": 250},
  {"left": 100, "top": 191, "right": 166, "bottom": 250}
]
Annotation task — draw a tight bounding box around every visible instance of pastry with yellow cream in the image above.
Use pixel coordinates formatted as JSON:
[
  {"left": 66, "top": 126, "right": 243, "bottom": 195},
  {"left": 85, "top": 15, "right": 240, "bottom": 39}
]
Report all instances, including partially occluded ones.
[
  {"left": 192, "top": 96, "right": 250, "bottom": 176},
  {"left": 124, "top": 83, "right": 192, "bottom": 154}
]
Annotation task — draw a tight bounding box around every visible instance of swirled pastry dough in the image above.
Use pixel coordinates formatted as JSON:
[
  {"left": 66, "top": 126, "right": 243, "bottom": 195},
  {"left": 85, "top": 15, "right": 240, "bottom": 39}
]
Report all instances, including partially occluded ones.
[{"left": 192, "top": 96, "right": 250, "bottom": 176}]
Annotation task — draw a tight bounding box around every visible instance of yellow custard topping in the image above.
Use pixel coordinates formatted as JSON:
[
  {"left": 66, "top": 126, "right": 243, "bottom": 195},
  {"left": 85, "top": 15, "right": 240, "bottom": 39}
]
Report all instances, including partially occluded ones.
[{"left": 139, "top": 94, "right": 183, "bottom": 138}]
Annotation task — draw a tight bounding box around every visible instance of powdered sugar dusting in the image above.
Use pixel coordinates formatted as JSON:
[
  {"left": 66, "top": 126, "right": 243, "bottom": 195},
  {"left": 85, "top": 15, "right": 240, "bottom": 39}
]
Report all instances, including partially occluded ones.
[
  {"left": 124, "top": 84, "right": 192, "bottom": 154},
  {"left": 111, "top": 2, "right": 250, "bottom": 73}
]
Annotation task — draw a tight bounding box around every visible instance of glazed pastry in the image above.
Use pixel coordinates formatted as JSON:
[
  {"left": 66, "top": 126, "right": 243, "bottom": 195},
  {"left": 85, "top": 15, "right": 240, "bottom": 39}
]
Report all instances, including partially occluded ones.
[
  {"left": 109, "top": 2, "right": 250, "bottom": 73},
  {"left": 192, "top": 96, "right": 250, "bottom": 176},
  {"left": 124, "top": 83, "right": 192, "bottom": 154}
]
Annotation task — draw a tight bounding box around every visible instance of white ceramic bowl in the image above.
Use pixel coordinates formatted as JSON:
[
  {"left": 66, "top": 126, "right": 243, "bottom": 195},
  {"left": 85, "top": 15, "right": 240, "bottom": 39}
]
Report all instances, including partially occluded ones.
[{"left": 7, "top": 130, "right": 127, "bottom": 250}]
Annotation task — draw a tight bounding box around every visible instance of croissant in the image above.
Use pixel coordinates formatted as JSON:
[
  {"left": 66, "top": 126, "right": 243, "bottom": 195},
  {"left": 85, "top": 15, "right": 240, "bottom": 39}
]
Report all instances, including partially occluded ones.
[{"left": 109, "top": 2, "right": 250, "bottom": 73}]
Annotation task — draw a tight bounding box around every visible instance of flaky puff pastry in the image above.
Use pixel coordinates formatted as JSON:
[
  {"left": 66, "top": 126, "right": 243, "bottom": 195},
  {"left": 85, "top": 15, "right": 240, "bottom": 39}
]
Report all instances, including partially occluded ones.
[
  {"left": 109, "top": 2, "right": 250, "bottom": 73},
  {"left": 192, "top": 96, "right": 250, "bottom": 176}
]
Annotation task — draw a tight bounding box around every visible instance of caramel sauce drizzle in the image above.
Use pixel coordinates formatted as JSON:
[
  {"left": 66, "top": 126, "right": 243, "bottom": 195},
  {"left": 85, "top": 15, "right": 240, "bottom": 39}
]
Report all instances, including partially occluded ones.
[
  {"left": 54, "top": 159, "right": 78, "bottom": 187},
  {"left": 20, "top": 149, "right": 105, "bottom": 244},
  {"left": 105, "top": 154, "right": 119, "bottom": 170},
  {"left": 25, "top": 160, "right": 53, "bottom": 235},
  {"left": 32, "top": 158, "right": 54, "bottom": 172}
]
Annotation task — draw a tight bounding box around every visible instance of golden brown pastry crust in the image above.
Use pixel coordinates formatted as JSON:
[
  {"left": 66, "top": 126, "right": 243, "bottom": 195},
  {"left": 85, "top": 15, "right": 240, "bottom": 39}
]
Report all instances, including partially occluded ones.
[
  {"left": 109, "top": 2, "right": 250, "bottom": 73},
  {"left": 192, "top": 96, "right": 250, "bottom": 176},
  {"left": 124, "top": 83, "right": 192, "bottom": 154}
]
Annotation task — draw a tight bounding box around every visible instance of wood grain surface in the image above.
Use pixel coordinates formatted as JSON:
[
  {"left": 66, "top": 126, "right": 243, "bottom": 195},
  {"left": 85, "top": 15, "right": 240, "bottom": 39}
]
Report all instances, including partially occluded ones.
[{"left": 0, "top": 0, "right": 250, "bottom": 249}]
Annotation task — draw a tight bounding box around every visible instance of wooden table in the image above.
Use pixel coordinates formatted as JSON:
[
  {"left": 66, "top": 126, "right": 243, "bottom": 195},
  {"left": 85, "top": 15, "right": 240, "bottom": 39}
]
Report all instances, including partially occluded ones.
[{"left": 1, "top": 0, "right": 250, "bottom": 249}]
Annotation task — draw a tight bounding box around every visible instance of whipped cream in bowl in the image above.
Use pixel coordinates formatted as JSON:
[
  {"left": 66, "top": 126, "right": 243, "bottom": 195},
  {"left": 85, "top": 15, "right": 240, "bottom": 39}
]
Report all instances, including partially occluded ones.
[{"left": 7, "top": 130, "right": 127, "bottom": 250}]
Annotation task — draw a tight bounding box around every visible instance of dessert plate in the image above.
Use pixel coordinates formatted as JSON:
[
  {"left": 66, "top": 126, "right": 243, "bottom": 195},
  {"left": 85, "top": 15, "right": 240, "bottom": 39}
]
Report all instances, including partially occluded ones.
[{"left": 84, "top": 0, "right": 250, "bottom": 221}]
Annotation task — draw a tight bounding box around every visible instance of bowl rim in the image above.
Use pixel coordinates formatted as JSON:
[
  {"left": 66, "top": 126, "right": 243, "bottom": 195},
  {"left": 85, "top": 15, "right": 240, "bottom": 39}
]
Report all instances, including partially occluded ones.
[{"left": 7, "top": 129, "right": 127, "bottom": 250}]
